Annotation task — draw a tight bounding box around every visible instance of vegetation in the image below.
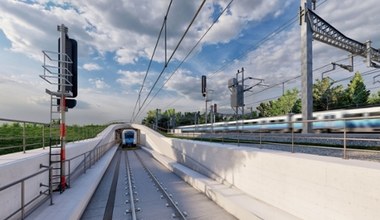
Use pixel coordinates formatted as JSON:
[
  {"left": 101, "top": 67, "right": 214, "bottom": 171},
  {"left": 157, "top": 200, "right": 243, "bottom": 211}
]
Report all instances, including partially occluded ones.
[
  {"left": 257, "top": 88, "right": 301, "bottom": 117},
  {"left": 0, "top": 123, "right": 107, "bottom": 155},
  {"left": 313, "top": 72, "right": 370, "bottom": 110},
  {"left": 142, "top": 71, "right": 379, "bottom": 128}
]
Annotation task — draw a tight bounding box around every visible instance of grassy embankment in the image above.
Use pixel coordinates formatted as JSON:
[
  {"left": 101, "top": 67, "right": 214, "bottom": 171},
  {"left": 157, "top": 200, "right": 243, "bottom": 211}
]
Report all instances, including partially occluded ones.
[{"left": 0, "top": 123, "right": 107, "bottom": 155}]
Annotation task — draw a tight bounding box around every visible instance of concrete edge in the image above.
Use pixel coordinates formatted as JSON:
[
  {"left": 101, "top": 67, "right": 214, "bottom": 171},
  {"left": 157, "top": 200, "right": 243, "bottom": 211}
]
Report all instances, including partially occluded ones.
[
  {"left": 70, "top": 146, "right": 118, "bottom": 219},
  {"left": 141, "top": 146, "right": 300, "bottom": 220},
  {"left": 26, "top": 145, "right": 118, "bottom": 220}
]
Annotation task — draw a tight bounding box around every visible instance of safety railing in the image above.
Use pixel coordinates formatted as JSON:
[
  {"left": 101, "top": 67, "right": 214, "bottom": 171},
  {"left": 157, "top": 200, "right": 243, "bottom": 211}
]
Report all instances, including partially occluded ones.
[
  {"left": 173, "top": 115, "right": 380, "bottom": 161},
  {"left": 0, "top": 166, "right": 52, "bottom": 220},
  {"left": 0, "top": 139, "right": 116, "bottom": 220},
  {"left": 0, "top": 118, "right": 48, "bottom": 155},
  {"left": 64, "top": 140, "right": 116, "bottom": 186},
  {"left": 0, "top": 118, "right": 108, "bottom": 155}
]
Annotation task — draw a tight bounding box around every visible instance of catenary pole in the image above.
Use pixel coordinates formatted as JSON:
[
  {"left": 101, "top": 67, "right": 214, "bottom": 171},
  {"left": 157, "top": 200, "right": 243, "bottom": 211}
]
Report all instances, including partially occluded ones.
[
  {"left": 59, "top": 24, "right": 67, "bottom": 191},
  {"left": 300, "top": 0, "right": 313, "bottom": 133}
]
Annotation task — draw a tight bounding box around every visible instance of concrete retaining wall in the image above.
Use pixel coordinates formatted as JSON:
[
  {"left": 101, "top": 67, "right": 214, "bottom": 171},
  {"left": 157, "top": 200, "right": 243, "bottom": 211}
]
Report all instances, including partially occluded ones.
[
  {"left": 134, "top": 124, "right": 380, "bottom": 220},
  {"left": 0, "top": 124, "right": 126, "bottom": 220}
]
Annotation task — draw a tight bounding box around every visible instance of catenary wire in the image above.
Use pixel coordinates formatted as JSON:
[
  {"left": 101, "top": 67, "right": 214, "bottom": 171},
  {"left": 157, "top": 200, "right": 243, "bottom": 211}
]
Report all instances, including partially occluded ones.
[
  {"left": 159, "top": 0, "right": 329, "bottom": 112},
  {"left": 138, "top": 0, "right": 235, "bottom": 115},
  {"left": 131, "top": 0, "right": 173, "bottom": 121},
  {"left": 132, "top": 0, "right": 206, "bottom": 122}
]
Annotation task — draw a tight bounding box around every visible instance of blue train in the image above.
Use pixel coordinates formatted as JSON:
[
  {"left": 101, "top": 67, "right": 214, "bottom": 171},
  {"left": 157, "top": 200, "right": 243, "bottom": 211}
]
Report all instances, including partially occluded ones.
[
  {"left": 122, "top": 129, "right": 137, "bottom": 147},
  {"left": 176, "top": 106, "right": 380, "bottom": 133}
]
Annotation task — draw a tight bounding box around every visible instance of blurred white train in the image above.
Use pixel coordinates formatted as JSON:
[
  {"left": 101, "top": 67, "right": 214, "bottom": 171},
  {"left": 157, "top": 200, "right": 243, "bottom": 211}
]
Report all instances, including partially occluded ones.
[{"left": 176, "top": 106, "right": 380, "bottom": 133}]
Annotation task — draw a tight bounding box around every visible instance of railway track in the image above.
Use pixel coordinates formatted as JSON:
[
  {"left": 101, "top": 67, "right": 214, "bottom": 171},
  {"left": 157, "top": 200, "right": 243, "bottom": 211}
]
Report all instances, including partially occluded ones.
[{"left": 82, "top": 147, "right": 236, "bottom": 220}]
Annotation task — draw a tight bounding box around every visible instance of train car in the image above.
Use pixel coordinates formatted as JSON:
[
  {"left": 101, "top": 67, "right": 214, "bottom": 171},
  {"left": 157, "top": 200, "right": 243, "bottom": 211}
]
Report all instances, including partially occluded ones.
[
  {"left": 176, "top": 106, "right": 380, "bottom": 133},
  {"left": 122, "top": 129, "right": 137, "bottom": 147}
]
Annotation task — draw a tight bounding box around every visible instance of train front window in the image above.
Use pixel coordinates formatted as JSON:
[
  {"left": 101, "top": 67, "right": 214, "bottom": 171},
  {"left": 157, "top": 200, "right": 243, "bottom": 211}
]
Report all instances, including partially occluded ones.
[{"left": 125, "top": 132, "right": 134, "bottom": 138}]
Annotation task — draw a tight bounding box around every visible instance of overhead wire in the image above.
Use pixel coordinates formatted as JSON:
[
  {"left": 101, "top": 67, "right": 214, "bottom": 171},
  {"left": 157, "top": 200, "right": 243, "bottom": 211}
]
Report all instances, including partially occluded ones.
[
  {"left": 206, "top": 0, "right": 330, "bottom": 107},
  {"left": 211, "top": 0, "right": 329, "bottom": 108},
  {"left": 244, "top": 54, "right": 360, "bottom": 100},
  {"left": 206, "top": 0, "right": 330, "bottom": 79},
  {"left": 131, "top": 0, "right": 173, "bottom": 121},
  {"left": 220, "top": 53, "right": 369, "bottom": 111},
  {"left": 135, "top": 0, "right": 359, "bottom": 119},
  {"left": 132, "top": 0, "right": 206, "bottom": 121},
  {"left": 142, "top": 0, "right": 300, "bottom": 114},
  {"left": 229, "top": 0, "right": 380, "bottom": 112},
  {"left": 208, "top": 14, "right": 299, "bottom": 79},
  {"left": 140, "top": 0, "right": 235, "bottom": 114},
  {"left": 244, "top": 68, "right": 380, "bottom": 108}
]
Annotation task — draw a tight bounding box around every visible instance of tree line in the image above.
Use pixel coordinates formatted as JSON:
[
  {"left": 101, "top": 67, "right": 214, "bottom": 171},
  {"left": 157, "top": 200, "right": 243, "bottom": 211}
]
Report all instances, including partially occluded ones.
[{"left": 142, "top": 71, "right": 380, "bottom": 129}]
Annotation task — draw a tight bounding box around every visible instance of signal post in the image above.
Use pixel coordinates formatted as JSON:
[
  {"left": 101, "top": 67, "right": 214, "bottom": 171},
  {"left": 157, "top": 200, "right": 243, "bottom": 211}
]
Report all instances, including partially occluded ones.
[{"left": 40, "top": 24, "right": 77, "bottom": 192}]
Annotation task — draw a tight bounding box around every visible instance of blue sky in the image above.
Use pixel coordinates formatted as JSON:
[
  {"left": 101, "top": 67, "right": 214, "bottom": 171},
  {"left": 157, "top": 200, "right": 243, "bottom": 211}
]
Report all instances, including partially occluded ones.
[{"left": 1, "top": 0, "right": 380, "bottom": 124}]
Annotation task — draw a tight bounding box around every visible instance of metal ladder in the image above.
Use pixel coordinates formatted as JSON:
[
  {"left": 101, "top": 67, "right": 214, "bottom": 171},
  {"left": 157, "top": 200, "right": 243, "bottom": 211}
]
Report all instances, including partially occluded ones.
[
  {"left": 40, "top": 49, "right": 73, "bottom": 193},
  {"left": 49, "top": 94, "right": 64, "bottom": 192}
]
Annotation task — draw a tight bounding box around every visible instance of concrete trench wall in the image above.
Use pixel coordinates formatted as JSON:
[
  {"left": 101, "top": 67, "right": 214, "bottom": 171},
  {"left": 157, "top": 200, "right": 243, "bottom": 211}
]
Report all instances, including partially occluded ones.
[
  {"left": 2, "top": 123, "right": 379, "bottom": 220},
  {"left": 134, "top": 124, "right": 380, "bottom": 220},
  {"left": 0, "top": 124, "right": 127, "bottom": 220}
]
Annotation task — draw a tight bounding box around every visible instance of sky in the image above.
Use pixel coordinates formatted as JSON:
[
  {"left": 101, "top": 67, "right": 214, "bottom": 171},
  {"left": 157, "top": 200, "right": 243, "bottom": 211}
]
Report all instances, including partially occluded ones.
[{"left": 0, "top": 0, "right": 380, "bottom": 125}]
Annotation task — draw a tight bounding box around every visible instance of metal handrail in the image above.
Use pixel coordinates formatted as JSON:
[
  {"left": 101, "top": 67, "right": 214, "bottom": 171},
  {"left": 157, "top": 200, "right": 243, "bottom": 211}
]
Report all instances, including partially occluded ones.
[
  {"left": 0, "top": 118, "right": 48, "bottom": 125},
  {"left": 0, "top": 139, "right": 116, "bottom": 220},
  {"left": 0, "top": 118, "right": 48, "bottom": 154},
  {"left": 175, "top": 115, "right": 380, "bottom": 161},
  {"left": 0, "top": 166, "right": 52, "bottom": 220},
  {"left": 1, "top": 118, "right": 107, "bottom": 155},
  {"left": 64, "top": 140, "right": 116, "bottom": 187}
]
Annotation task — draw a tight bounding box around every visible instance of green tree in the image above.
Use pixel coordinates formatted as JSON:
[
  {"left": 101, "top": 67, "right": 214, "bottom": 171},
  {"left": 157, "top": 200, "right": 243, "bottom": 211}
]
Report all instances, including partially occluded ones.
[
  {"left": 313, "top": 78, "right": 332, "bottom": 111},
  {"left": 257, "top": 102, "right": 272, "bottom": 117},
  {"left": 142, "top": 109, "right": 157, "bottom": 125},
  {"left": 256, "top": 89, "right": 301, "bottom": 117},
  {"left": 272, "top": 88, "right": 300, "bottom": 115},
  {"left": 313, "top": 78, "right": 345, "bottom": 111},
  {"left": 291, "top": 98, "right": 302, "bottom": 113},
  {"left": 368, "top": 90, "right": 380, "bottom": 105},
  {"left": 243, "top": 110, "right": 258, "bottom": 119},
  {"left": 344, "top": 72, "right": 370, "bottom": 107}
]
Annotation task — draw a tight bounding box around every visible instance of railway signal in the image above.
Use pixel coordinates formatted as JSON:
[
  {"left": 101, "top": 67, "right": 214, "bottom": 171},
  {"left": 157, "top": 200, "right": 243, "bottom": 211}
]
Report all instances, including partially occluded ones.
[
  {"left": 201, "top": 75, "right": 206, "bottom": 97},
  {"left": 39, "top": 24, "right": 78, "bottom": 192},
  {"left": 58, "top": 35, "right": 78, "bottom": 98}
]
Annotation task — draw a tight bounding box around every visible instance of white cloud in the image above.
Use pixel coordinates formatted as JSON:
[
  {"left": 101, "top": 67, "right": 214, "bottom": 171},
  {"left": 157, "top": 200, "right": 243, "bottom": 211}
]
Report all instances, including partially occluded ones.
[
  {"left": 164, "top": 70, "right": 199, "bottom": 99},
  {"left": 89, "top": 78, "right": 109, "bottom": 89},
  {"left": 0, "top": 1, "right": 88, "bottom": 61},
  {"left": 1, "top": 0, "right": 380, "bottom": 122},
  {"left": 116, "top": 70, "right": 145, "bottom": 87},
  {"left": 0, "top": 0, "right": 291, "bottom": 65},
  {"left": 0, "top": 75, "right": 50, "bottom": 122},
  {"left": 115, "top": 48, "right": 141, "bottom": 65},
  {"left": 83, "top": 63, "right": 102, "bottom": 71},
  {"left": 203, "top": 0, "right": 293, "bottom": 44},
  {"left": 69, "top": 88, "right": 137, "bottom": 124}
]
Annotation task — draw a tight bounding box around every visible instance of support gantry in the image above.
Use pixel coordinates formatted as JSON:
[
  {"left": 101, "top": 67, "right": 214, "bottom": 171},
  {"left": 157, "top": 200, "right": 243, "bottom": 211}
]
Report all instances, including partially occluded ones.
[{"left": 300, "top": 0, "right": 380, "bottom": 133}]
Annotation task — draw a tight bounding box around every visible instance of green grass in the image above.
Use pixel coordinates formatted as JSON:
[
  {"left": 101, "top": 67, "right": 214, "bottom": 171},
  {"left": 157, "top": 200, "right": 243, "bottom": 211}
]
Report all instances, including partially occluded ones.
[{"left": 0, "top": 123, "right": 107, "bottom": 155}]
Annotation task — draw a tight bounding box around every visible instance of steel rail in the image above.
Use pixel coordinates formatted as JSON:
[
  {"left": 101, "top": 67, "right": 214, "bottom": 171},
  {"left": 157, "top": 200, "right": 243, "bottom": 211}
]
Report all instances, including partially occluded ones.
[
  {"left": 125, "top": 151, "right": 137, "bottom": 220},
  {"left": 133, "top": 150, "right": 187, "bottom": 220}
]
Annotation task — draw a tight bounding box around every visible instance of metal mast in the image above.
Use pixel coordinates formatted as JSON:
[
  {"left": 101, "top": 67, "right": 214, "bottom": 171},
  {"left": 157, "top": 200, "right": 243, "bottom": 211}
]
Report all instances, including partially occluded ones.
[
  {"left": 300, "top": 0, "right": 313, "bottom": 133},
  {"left": 58, "top": 24, "right": 67, "bottom": 191}
]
